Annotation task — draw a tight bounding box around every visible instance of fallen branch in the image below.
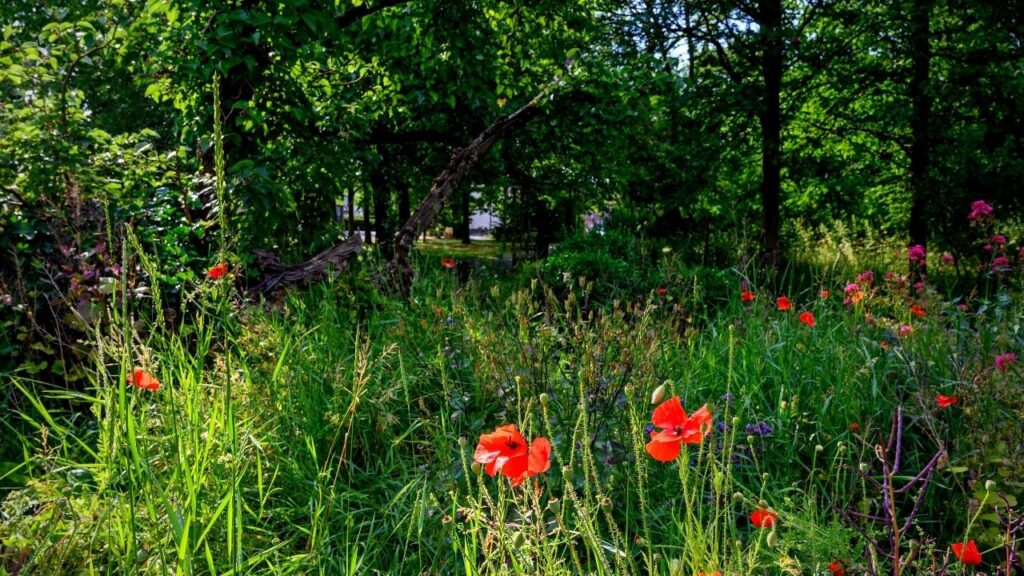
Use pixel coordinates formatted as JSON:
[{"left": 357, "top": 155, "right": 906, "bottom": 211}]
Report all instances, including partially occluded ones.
[
  {"left": 376, "top": 87, "right": 553, "bottom": 295},
  {"left": 250, "top": 234, "right": 362, "bottom": 295}
]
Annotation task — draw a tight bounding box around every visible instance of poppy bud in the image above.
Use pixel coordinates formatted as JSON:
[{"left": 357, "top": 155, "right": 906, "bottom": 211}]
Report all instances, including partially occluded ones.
[
  {"left": 732, "top": 416, "right": 740, "bottom": 427},
  {"left": 539, "top": 393, "right": 549, "bottom": 407},
  {"left": 758, "top": 499, "right": 767, "bottom": 508},
  {"left": 651, "top": 383, "right": 667, "bottom": 405},
  {"left": 513, "top": 531, "right": 525, "bottom": 547},
  {"left": 766, "top": 530, "right": 777, "bottom": 548},
  {"left": 732, "top": 492, "right": 744, "bottom": 503},
  {"left": 549, "top": 499, "right": 561, "bottom": 514},
  {"left": 471, "top": 462, "right": 482, "bottom": 474},
  {"left": 600, "top": 497, "right": 613, "bottom": 511},
  {"left": 458, "top": 437, "right": 467, "bottom": 447},
  {"left": 562, "top": 465, "right": 572, "bottom": 476},
  {"left": 490, "top": 285, "right": 500, "bottom": 298},
  {"left": 859, "top": 462, "right": 869, "bottom": 473},
  {"left": 762, "top": 473, "right": 769, "bottom": 482},
  {"left": 815, "top": 444, "right": 824, "bottom": 453},
  {"left": 985, "top": 480, "right": 996, "bottom": 492},
  {"left": 747, "top": 435, "right": 755, "bottom": 444}
]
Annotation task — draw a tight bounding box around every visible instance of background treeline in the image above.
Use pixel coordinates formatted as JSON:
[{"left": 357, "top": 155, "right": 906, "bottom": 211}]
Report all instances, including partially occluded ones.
[{"left": 2, "top": 0, "right": 1023, "bottom": 376}]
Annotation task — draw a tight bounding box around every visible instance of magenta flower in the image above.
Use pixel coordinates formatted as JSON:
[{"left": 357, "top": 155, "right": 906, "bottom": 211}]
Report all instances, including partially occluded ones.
[
  {"left": 845, "top": 282, "right": 861, "bottom": 295},
  {"left": 992, "top": 256, "right": 1010, "bottom": 272},
  {"left": 940, "top": 252, "right": 955, "bottom": 265},
  {"left": 968, "top": 200, "right": 994, "bottom": 222},
  {"left": 908, "top": 244, "right": 926, "bottom": 266},
  {"left": 857, "top": 271, "right": 875, "bottom": 285},
  {"left": 898, "top": 324, "right": 913, "bottom": 337},
  {"left": 995, "top": 353, "right": 1017, "bottom": 373},
  {"left": 992, "top": 234, "right": 1006, "bottom": 245}
]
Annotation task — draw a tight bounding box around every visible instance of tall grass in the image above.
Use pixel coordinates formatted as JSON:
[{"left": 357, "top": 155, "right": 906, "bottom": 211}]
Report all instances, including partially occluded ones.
[{"left": 3, "top": 249, "right": 1020, "bottom": 574}]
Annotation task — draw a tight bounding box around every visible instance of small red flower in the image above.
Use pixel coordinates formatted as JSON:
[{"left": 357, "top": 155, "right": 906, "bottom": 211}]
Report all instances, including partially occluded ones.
[
  {"left": 827, "top": 560, "right": 847, "bottom": 576},
  {"left": 656, "top": 287, "right": 667, "bottom": 296},
  {"left": 909, "top": 304, "right": 926, "bottom": 318},
  {"left": 741, "top": 290, "right": 756, "bottom": 303},
  {"left": 749, "top": 508, "right": 777, "bottom": 528},
  {"left": 776, "top": 296, "right": 792, "bottom": 311},
  {"left": 936, "top": 394, "right": 958, "bottom": 408},
  {"left": 951, "top": 540, "right": 982, "bottom": 566},
  {"left": 645, "top": 397, "right": 712, "bottom": 462},
  {"left": 850, "top": 422, "right": 860, "bottom": 433},
  {"left": 207, "top": 262, "right": 229, "bottom": 280},
  {"left": 441, "top": 257, "right": 456, "bottom": 269},
  {"left": 820, "top": 289, "right": 830, "bottom": 299},
  {"left": 130, "top": 369, "right": 161, "bottom": 391},
  {"left": 799, "top": 311, "right": 815, "bottom": 327},
  {"left": 474, "top": 424, "right": 550, "bottom": 486}
]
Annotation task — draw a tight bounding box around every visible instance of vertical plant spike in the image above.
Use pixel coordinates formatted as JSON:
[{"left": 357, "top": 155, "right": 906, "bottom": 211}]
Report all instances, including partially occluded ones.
[{"left": 839, "top": 407, "right": 945, "bottom": 576}]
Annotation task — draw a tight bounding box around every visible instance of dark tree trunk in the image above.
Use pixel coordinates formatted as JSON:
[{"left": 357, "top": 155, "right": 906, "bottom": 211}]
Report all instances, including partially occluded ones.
[
  {"left": 372, "top": 146, "right": 392, "bottom": 258},
  {"left": 460, "top": 187, "right": 471, "bottom": 244},
  {"left": 908, "top": 0, "right": 931, "bottom": 275},
  {"left": 759, "top": 0, "right": 784, "bottom": 269},
  {"left": 362, "top": 185, "right": 372, "bottom": 242},
  {"left": 683, "top": 0, "right": 697, "bottom": 78},
  {"left": 398, "top": 186, "right": 410, "bottom": 226},
  {"left": 347, "top": 186, "right": 356, "bottom": 236}
]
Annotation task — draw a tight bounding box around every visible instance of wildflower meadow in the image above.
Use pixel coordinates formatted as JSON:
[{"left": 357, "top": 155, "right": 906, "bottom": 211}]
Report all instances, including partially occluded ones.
[{"left": 3, "top": 2, "right": 1024, "bottom": 574}]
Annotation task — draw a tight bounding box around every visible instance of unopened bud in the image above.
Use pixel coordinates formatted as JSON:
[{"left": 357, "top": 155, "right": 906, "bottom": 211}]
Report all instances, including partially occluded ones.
[
  {"left": 859, "top": 462, "right": 869, "bottom": 473},
  {"left": 458, "top": 437, "right": 467, "bottom": 447},
  {"left": 549, "top": 499, "right": 561, "bottom": 514},
  {"left": 732, "top": 416, "right": 740, "bottom": 427},
  {"left": 985, "top": 480, "right": 997, "bottom": 492},
  {"left": 471, "top": 462, "right": 482, "bottom": 474},
  {"left": 732, "top": 492, "right": 744, "bottom": 503},
  {"left": 600, "top": 497, "right": 613, "bottom": 511},
  {"left": 539, "top": 393, "right": 549, "bottom": 407},
  {"left": 651, "top": 383, "right": 667, "bottom": 405},
  {"left": 815, "top": 444, "right": 824, "bottom": 453},
  {"left": 513, "top": 531, "right": 525, "bottom": 546},
  {"left": 766, "top": 530, "right": 777, "bottom": 548}
]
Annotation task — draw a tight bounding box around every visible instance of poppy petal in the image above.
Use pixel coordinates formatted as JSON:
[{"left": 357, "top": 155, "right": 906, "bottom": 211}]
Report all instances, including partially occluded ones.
[
  {"left": 651, "top": 396, "right": 687, "bottom": 430},
  {"left": 527, "top": 437, "right": 551, "bottom": 476},
  {"left": 645, "top": 438, "right": 681, "bottom": 462}
]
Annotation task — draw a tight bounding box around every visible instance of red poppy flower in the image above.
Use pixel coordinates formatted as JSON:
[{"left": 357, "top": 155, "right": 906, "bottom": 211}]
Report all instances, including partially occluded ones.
[
  {"left": 936, "top": 394, "right": 958, "bottom": 408},
  {"left": 827, "top": 560, "right": 847, "bottom": 576},
  {"left": 820, "top": 289, "right": 830, "bottom": 299},
  {"left": 441, "top": 257, "right": 456, "bottom": 269},
  {"left": 776, "top": 296, "right": 792, "bottom": 311},
  {"left": 749, "top": 508, "right": 777, "bottom": 528},
  {"left": 741, "top": 290, "right": 756, "bottom": 303},
  {"left": 645, "top": 397, "right": 712, "bottom": 462},
  {"left": 207, "top": 262, "right": 229, "bottom": 280},
  {"left": 849, "top": 422, "right": 861, "bottom": 433},
  {"left": 951, "top": 540, "right": 982, "bottom": 566},
  {"left": 656, "top": 287, "right": 667, "bottom": 296},
  {"left": 909, "top": 304, "right": 926, "bottom": 318},
  {"left": 130, "top": 369, "right": 161, "bottom": 391},
  {"left": 474, "top": 424, "right": 550, "bottom": 486},
  {"left": 799, "top": 311, "right": 815, "bottom": 327}
]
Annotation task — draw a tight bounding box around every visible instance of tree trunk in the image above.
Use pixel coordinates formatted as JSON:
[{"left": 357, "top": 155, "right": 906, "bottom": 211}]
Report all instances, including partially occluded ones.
[
  {"left": 372, "top": 146, "right": 392, "bottom": 258},
  {"left": 347, "top": 186, "right": 356, "bottom": 237},
  {"left": 908, "top": 0, "right": 931, "bottom": 275},
  {"left": 759, "top": 0, "right": 784, "bottom": 269},
  {"left": 362, "top": 185, "right": 372, "bottom": 243},
  {"left": 460, "top": 187, "right": 472, "bottom": 244},
  {"left": 683, "top": 0, "right": 697, "bottom": 78}
]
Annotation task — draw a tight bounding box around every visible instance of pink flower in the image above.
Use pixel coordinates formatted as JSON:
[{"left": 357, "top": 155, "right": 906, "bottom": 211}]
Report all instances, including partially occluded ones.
[
  {"left": 995, "top": 353, "right": 1017, "bottom": 373},
  {"left": 898, "top": 324, "right": 913, "bottom": 337},
  {"left": 857, "top": 271, "right": 875, "bottom": 285},
  {"left": 940, "top": 252, "right": 955, "bottom": 265},
  {"left": 992, "top": 234, "right": 1006, "bottom": 245},
  {"left": 908, "top": 244, "right": 926, "bottom": 266},
  {"left": 968, "top": 200, "right": 994, "bottom": 222},
  {"left": 913, "top": 281, "right": 926, "bottom": 294},
  {"left": 992, "top": 256, "right": 1010, "bottom": 272},
  {"left": 845, "top": 282, "right": 860, "bottom": 296},
  {"left": 983, "top": 244, "right": 994, "bottom": 252}
]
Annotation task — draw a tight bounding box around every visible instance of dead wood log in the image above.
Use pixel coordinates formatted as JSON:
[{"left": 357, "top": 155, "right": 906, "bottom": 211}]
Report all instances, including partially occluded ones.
[
  {"left": 376, "top": 88, "right": 550, "bottom": 295},
  {"left": 250, "top": 85, "right": 553, "bottom": 297},
  {"left": 250, "top": 234, "right": 362, "bottom": 295}
]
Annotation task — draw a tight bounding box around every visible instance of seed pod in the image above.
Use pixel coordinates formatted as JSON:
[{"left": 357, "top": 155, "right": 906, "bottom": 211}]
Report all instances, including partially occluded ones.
[{"left": 651, "top": 383, "right": 667, "bottom": 405}]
